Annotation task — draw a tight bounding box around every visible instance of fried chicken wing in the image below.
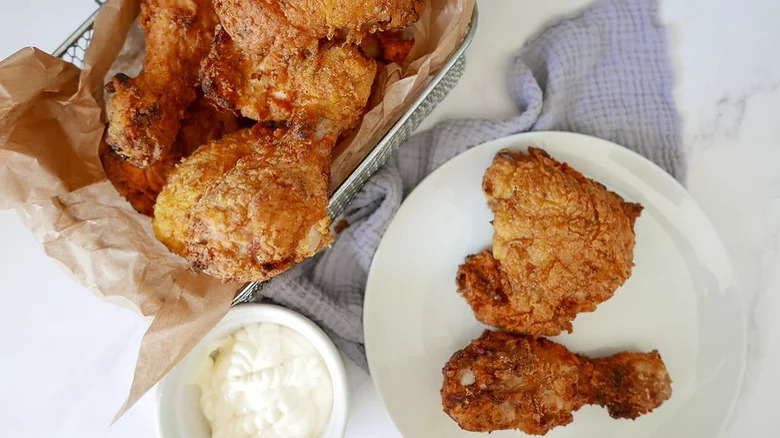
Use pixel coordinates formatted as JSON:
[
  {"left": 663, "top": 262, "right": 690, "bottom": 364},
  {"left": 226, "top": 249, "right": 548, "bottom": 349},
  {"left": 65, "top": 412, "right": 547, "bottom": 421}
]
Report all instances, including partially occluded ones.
[
  {"left": 441, "top": 330, "right": 671, "bottom": 435},
  {"left": 201, "top": 26, "right": 377, "bottom": 132},
  {"left": 186, "top": 123, "right": 334, "bottom": 282},
  {"left": 153, "top": 124, "right": 274, "bottom": 256},
  {"left": 105, "top": 0, "right": 219, "bottom": 167},
  {"left": 101, "top": 96, "right": 240, "bottom": 216},
  {"left": 457, "top": 148, "right": 643, "bottom": 336},
  {"left": 213, "top": 0, "right": 424, "bottom": 57}
]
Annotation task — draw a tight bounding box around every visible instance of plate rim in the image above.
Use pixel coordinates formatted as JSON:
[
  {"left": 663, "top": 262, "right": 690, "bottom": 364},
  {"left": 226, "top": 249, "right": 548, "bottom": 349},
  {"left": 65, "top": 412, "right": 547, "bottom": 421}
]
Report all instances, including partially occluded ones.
[{"left": 363, "top": 130, "right": 747, "bottom": 436}]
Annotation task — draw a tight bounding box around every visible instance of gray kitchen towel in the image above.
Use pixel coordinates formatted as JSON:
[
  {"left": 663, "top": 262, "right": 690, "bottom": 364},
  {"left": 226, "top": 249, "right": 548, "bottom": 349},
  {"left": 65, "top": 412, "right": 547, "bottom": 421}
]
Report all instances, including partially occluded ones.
[{"left": 259, "top": 0, "right": 684, "bottom": 369}]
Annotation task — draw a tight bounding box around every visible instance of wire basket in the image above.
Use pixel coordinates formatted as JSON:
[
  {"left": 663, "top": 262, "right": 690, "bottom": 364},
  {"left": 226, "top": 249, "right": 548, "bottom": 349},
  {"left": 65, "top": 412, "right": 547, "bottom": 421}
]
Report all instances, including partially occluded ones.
[{"left": 53, "top": 2, "right": 479, "bottom": 306}]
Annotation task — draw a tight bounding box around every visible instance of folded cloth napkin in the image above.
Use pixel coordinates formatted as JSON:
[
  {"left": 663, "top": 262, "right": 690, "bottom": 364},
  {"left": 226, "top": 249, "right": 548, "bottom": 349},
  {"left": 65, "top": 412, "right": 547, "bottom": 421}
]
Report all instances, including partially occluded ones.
[{"left": 259, "top": 0, "right": 684, "bottom": 369}]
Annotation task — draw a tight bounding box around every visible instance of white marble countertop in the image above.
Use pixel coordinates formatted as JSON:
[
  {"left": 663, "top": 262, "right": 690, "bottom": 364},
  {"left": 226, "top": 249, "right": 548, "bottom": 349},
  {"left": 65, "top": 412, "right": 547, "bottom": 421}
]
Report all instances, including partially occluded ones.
[{"left": 1, "top": 0, "right": 778, "bottom": 436}]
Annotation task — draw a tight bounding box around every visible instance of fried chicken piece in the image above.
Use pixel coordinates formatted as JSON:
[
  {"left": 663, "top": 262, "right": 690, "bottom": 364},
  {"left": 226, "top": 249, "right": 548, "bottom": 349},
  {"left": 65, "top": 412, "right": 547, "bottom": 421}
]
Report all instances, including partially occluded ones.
[
  {"left": 105, "top": 0, "right": 219, "bottom": 167},
  {"left": 186, "top": 122, "right": 334, "bottom": 282},
  {"left": 101, "top": 97, "right": 240, "bottom": 216},
  {"left": 153, "top": 124, "right": 274, "bottom": 256},
  {"left": 441, "top": 330, "right": 672, "bottom": 435},
  {"left": 201, "top": 26, "right": 377, "bottom": 132},
  {"left": 213, "top": 0, "right": 424, "bottom": 58},
  {"left": 457, "top": 148, "right": 643, "bottom": 336}
]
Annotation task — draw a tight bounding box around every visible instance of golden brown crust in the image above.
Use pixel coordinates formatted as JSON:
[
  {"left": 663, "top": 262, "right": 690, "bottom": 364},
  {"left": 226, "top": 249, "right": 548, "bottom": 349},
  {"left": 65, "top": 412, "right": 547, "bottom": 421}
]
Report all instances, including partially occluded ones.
[
  {"left": 201, "top": 26, "right": 377, "bottom": 132},
  {"left": 442, "top": 330, "right": 591, "bottom": 435},
  {"left": 105, "top": 0, "right": 219, "bottom": 167},
  {"left": 441, "top": 330, "right": 672, "bottom": 435},
  {"left": 457, "top": 250, "right": 572, "bottom": 332},
  {"left": 185, "top": 125, "right": 335, "bottom": 282},
  {"left": 590, "top": 350, "right": 672, "bottom": 420},
  {"left": 213, "top": 0, "right": 424, "bottom": 58},
  {"left": 458, "top": 148, "right": 643, "bottom": 336},
  {"left": 213, "top": 0, "right": 315, "bottom": 59},
  {"left": 153, "top": 125, "right": 273, "bottom": 257},
  {"left": 281, "top": 0, "right": 425, "bottom": 41},
  {"left": 101, "top": 97, "right": 240, "bottom": 216}
]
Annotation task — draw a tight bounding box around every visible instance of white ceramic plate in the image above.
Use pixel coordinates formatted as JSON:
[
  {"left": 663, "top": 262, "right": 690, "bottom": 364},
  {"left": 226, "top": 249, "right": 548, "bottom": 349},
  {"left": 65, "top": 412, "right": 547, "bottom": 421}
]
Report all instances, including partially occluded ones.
[
  {"left": 157, "top": 304, "right": 349, "bottom": 438},
  {"left": 364, "top": 132, "right": 745, "bottom": 438}
]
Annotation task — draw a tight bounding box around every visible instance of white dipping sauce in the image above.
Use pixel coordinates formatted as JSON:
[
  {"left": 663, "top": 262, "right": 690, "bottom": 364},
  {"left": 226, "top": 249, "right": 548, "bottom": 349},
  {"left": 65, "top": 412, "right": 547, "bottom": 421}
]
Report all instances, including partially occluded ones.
[{"left": 195, "top": 323, "right": 333, "bottom": 438}]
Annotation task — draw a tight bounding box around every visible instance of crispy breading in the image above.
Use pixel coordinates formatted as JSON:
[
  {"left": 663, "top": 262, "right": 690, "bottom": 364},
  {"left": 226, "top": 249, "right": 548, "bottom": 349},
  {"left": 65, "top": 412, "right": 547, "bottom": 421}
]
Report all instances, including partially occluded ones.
[
  {"left": 457, "top": 250, "right": 519, "bottom": 325},
  {"left": 442, "top": 330, "right": 589, "bottom": 435},
  {"left": 213, "top": 0, "right": 424, "bottom": 57},
  {"left": 101, "top": 97, "right": 240, "bottom": 216},
  {"left": 186, "top": 123, "right": 334, "bottom": 282},
  {"left": 105, "top": 0, "right": 219, "bottom": 167},
  {"left": 280, "top": 0, "right": 425, "bottom": 41},
  {"left": 153, "top": 124, "right": 273, "bottom": 256},
  {"left": 213, "top": 0, "right": 314, "bottom": 59},
  {"left": 201, "top": 26, "right": 377, "bottom": 132},
  {"left": 457, "top": 148, "right": 643, "bottom": 336},
  {"left": 441, "top": 330, "right": 671, "bottom": 435}
]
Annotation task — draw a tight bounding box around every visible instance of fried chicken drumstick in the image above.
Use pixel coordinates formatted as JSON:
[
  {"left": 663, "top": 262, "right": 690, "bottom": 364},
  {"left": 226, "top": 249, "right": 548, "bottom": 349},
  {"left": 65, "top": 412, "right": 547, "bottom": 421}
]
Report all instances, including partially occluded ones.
[
  {"left": 457, "top": 148, "right": 643, "bottom": 336},
  {"left": 105, "top": 0, "right": 218, "bottom": 167},
  {"left": 441, "top": 330, "right": 672, "bottom": 435}
]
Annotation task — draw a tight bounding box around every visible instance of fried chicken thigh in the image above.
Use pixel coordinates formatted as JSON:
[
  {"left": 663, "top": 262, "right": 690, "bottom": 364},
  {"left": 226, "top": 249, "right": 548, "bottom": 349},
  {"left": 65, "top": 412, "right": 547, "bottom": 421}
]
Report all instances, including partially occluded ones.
[
  {"left": 105, "top": 0, "right": 218, "bottom": 167},
  {"left": 101, "top": 96, "right": 240, "bottom": 216},
  {"left": 201, "top": 26, "right": 377, "bottom": 131},
  {"left": 457, "top": 148, "right": 643, "bottom": 336},
  {"left": 213, "top": 0, "right": 424, "bottom": 58},
  {"left": 441, "top": 330, "right": 671, "bottom": 435}
]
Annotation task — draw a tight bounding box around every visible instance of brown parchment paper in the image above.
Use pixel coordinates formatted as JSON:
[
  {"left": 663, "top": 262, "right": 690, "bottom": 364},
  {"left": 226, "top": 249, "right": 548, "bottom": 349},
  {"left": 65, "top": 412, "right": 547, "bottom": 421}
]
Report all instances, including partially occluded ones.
[{"left": 0, "top": 0, "right": 475, "bottom": 419}]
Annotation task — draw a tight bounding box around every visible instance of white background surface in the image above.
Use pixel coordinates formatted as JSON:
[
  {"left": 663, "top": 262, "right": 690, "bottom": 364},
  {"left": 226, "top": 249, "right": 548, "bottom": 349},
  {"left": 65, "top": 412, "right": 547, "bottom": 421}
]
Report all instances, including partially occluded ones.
[{"left": 1, "top": 0, "right": 778, "bottom": 437}]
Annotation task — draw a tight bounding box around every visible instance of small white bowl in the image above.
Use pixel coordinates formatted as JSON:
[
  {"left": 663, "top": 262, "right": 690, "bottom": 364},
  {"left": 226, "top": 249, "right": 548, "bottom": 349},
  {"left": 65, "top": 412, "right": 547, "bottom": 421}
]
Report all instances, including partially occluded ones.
[{"left": 157, "top": 303, "right": 349, "bottom": 438}]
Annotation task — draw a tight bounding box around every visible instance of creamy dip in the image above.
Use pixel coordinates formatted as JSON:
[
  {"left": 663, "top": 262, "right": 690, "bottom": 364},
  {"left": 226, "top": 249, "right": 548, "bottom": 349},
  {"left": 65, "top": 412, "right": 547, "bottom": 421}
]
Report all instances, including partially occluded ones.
[{"left": 195, "top": 323, "right": 333, "bottom": 438}]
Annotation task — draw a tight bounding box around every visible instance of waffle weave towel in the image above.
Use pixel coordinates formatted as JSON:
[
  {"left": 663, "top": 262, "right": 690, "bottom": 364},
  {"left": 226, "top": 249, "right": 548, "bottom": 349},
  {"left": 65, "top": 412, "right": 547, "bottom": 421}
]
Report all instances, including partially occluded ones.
[{"left": 260, "top": 0, "right": 684, "bottom": 369}]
